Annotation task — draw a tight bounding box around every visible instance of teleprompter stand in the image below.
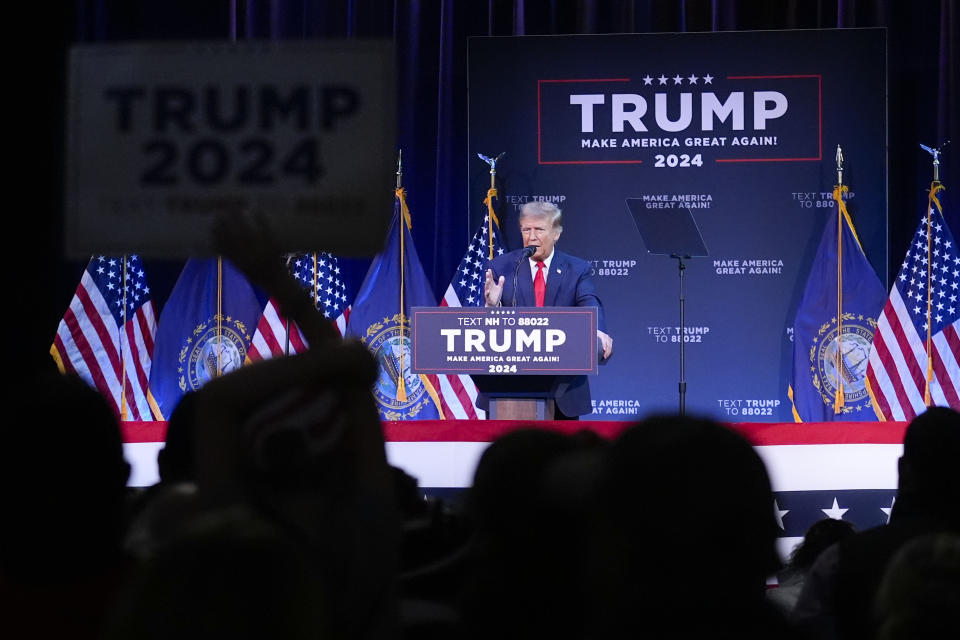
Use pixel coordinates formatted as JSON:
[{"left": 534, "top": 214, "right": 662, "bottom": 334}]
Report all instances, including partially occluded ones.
[{"left": 626, "top": 201, "right": 709, "bottom": 416}]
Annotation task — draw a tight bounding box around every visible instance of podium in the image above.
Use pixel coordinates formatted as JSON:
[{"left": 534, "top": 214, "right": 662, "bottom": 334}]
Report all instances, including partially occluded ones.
[
  {"left": 471, "top": 374, "right": 560, "bottom": 420},
  {"left": 410, "top": 306, "right": 601, "bottom": 421}
]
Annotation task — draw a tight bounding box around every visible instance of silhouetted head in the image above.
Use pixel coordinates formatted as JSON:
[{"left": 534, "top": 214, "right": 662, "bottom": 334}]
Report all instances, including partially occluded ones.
[
  {"left": 0, "top": 372, "right": 130, "bottom": 581},
  {"left": 158, "top": 390, "right": 199, "bottom": 484},
  {"left": 467, "top": 427, "right": 579, "bottom": 540},
  {"left": 874, "top": 532, "right": 960, "bottom": 640},
  {"left": 462, "top": 427, "right": 608, "bottom": 640},
  {"left": 391, "top": 464, "right": 428, "bottom": 520},
  {"left": 102, "top": 506, "right": 326, "bottom": 640},
  {"left": 790, "top": 518, "right": 856, "bottom": 570},
  {"left": 896, "top": 407, "right": 960, "bottom": 520},
  {"left": 587, "top": 415, "right": 782, "bottom": 635}
]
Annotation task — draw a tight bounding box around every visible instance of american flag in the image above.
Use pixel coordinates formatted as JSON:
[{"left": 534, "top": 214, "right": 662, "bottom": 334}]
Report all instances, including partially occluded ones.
[
  {"left": 441, "top": 214, "right": 507, "bottom": 306},
  {"left": 247, "top": 253, "right": 351, "bottom": 361},
  {"left": 867, "top": 193, "right": 960, "bottom": 420},
  {"left": 435, "top": 212, "right": 508, "bottom": 418},
  {"left": 50, "top": 255, "right": 161, "bottom": 420}
]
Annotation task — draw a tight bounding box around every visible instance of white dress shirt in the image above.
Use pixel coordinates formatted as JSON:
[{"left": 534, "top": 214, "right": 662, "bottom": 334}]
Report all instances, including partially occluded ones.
[{"left": 528, "top": 249, "right": 555, "bottom": 283}]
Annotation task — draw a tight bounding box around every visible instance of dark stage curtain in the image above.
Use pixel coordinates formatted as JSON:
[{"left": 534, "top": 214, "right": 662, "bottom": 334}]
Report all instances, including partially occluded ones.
[{"left": 15, "top": 0, "right": 958, "bottom": 370}]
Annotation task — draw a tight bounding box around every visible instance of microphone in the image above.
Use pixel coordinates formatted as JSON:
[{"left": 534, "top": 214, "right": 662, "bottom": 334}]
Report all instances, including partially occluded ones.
[{"left": 512, "top": 246, "right": 536, "bottom": 307}]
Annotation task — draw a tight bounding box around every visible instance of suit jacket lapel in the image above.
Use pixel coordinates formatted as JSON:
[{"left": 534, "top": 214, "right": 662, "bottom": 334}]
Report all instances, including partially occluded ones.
[
  {"left": 544, "top": 252, "right": 565, "bottom": 307},
  {"left": 516, "top": 255, "right": 535, "bottom": 306}
]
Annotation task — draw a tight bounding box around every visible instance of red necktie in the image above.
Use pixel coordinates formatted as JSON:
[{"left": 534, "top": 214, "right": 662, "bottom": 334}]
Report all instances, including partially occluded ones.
[{"left": 534, "top": 261, "right": 546, "bottom": 307}]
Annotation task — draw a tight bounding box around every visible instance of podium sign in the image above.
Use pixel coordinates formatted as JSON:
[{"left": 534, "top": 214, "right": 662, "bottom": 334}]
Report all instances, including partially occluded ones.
[{"left": 411, "top": 306, "right": 598, "bottom": 375}]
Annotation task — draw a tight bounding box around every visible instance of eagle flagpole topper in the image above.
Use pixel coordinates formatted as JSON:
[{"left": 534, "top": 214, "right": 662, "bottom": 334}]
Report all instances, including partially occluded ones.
[{"left": 478, "top": 152, "right": 505, "bottom": 260}]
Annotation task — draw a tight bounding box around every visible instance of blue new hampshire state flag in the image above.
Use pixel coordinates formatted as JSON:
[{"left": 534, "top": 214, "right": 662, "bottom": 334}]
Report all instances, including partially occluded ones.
[
  {"left": 789, "top": 187, "right": 887, "bottom": 421},
  {"left": 346, "top": 189, "right": 444, "bottom": 420},
  {"left": 149, "top": 258, "right": 263, "bottom": 419}
]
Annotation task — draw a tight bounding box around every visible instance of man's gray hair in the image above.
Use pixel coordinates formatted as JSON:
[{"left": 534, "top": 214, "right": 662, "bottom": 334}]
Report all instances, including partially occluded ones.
[{"left": 519, "top": 201, "right": 563, "bottom": 231}]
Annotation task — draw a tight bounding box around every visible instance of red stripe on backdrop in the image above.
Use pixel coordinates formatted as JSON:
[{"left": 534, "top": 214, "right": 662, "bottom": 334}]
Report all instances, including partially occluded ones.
[
  {"left": 119, "top": 420, "right": 908, "bottom": 445},
  {"left": 124, "top": 421, "right": 168, "bottom": 442},
  {"left": 731, "top": 421, "right": 906, "bottom": 445}
]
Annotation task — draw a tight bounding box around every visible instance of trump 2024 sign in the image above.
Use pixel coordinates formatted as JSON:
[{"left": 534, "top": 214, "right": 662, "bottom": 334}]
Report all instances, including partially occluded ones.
[{"left": 67, "top": 40, "right": 395, "bottom": 258}]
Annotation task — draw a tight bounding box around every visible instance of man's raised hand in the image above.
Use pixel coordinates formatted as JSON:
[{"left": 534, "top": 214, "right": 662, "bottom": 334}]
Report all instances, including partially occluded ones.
[{"left": 484, "top": 269, "right": 505, "bottom": 307}]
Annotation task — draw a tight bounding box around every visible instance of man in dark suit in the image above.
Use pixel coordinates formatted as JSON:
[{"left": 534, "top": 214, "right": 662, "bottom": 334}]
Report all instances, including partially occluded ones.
[{"left": 483, "top": 201, "right": 613, "bottom": 418}]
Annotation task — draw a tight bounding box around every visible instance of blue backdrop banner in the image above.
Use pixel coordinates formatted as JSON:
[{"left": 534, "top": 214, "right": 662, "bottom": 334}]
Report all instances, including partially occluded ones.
[{"left": 468, "top": 29, "right": 887, "bottom": 422}]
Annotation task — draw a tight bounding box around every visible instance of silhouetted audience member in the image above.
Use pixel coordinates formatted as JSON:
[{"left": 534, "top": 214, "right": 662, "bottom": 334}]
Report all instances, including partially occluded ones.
[
  {"left": 123, "top": 479, "right": 201, "bottom": 560},
  {"left": 114, "top": 213, "right": 403, "bottom": 640},
  {"left": 189, "top": 339, "right": 402, "bottom": 640},
  {"left": 158, "top": 389, "right": 200, "bottom": 484},
  {"left": 458, "top": 428, "right": 608, "bottom": 640},
  {"left": 769, "top": 518, "right": 856, "bottom": 615},
  {"left": 0, "top": 372, "right": 131, "bottom": 639},
  {"left": 874, "top": 532, "right": 960, "bottom": 640},
  {"left": 793, "top": 406, "right": 960, "bottom": 640},
  {"left": 102, "top": 506, "right": 326, "bottom": 640},
  {"left": 393, "top": 465, "right": 471, "bottom": 577},
  {"left": 585, "top": 415, "right": 796, "bottom": 639},
  {"left": 124, "top": 391, "right": 204, "bottom": 558}
]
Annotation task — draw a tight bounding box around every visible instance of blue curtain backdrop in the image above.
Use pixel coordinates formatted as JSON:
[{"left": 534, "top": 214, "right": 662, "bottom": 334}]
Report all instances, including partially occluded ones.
[{"left": 18, "top": 0, "right": 958, "bottom": 373}]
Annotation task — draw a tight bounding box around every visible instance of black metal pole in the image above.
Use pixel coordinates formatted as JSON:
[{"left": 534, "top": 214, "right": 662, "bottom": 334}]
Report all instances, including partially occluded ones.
[{"left": 674, "top": 254, "right": 687, "bottom": 416}]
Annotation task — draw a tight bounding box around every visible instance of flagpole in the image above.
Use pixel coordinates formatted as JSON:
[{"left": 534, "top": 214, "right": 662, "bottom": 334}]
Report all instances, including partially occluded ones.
[
  {"left": 311, "top": 252, "right": 319, "bottom": 348},
  {"left": 221, "top": 1, "right": 236, "bottom": 377},
  {"left": 217, "top": 257, "right": 223, "bottom": 378},
  {"left": 487, "top": 167, "right": 496, "bottom": 260},
  {"left": 833, "top": 146, "right": 845, "bottom": 413},
  {"left": 282, "top": 254, "right": 294, "bottom": 355},
  {"left": 919, "top": 142, "right": 947, "bottom": 405},
  {"left": 395, "top": 151, "right": 408, "bottom": 402},
  {"left": 120, "top": 254, "right": 128, "bottom": 420}
]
